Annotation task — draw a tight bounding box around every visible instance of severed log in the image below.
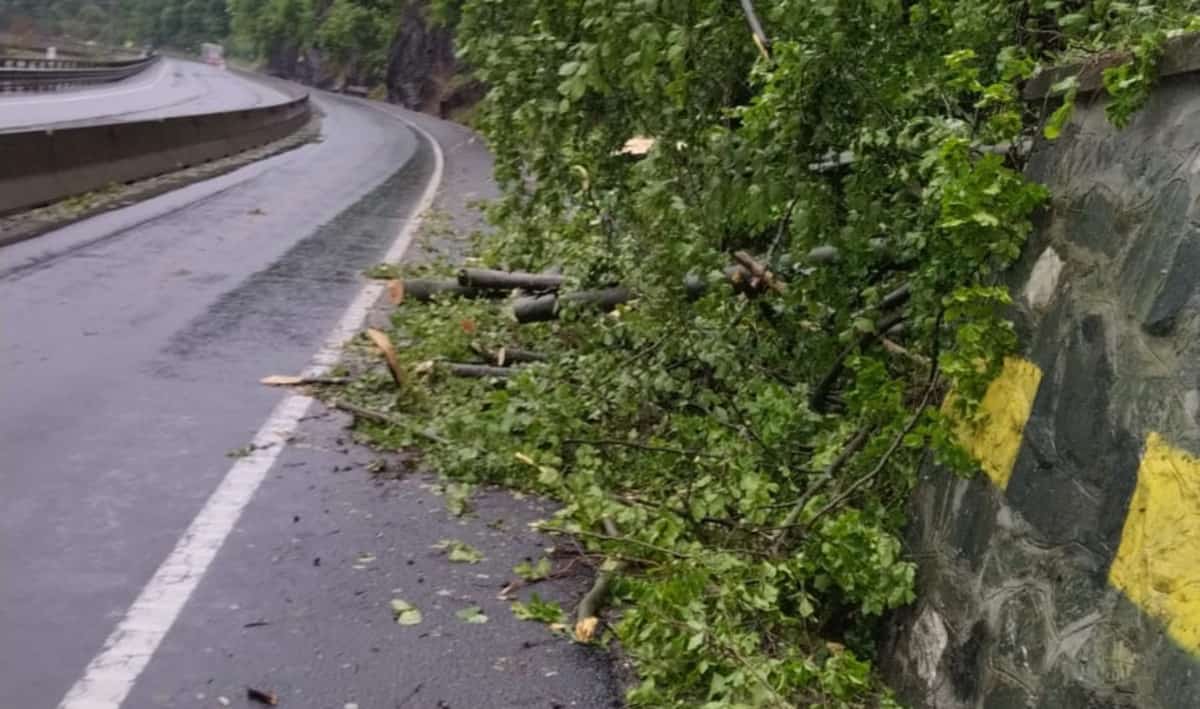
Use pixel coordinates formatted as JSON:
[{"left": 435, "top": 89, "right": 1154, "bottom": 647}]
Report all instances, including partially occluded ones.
[
  {"left": 404, "top": 279, "right": 492, "bottom": 302},
  {"left": 725, "top": 264, "right": 761, "bottom": 296},
  {"left": 513, "top": 294, "right": 559, "bottom": 323},
  {"left": 457, "top": 268, "right": 565, "bottom": 292},
  {"left": 684, "top": 272, "right": 708, "bottom": 301},
  {"left": 444, "top": 363, "right": 518, "bottom": 378},
  {"left": 807, "top": 245, "right": 841, "bottom": 264},
  {"left": 733, "top": 250, "right": 786, "bottom": 293},
  {"left": 879, "top": 282, "right": 911, "bottom": 311},
  {"left": 688, "top": 266, "right": 765, "bottom": 298},
  {"left": 470, "top": 342, "right": 549, "bottom": 366},
  {"left": 513, "top": 287, "right": 632, "bottom": 324}
]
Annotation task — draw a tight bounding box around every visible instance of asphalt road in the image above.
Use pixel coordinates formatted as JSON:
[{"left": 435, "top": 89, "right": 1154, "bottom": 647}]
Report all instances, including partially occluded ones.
[
  {"left": 0, "top": 86, "right": 619, "bottom": 707},
  {"left": 0, "top": 57, "right": 291, "bottom": 133}
]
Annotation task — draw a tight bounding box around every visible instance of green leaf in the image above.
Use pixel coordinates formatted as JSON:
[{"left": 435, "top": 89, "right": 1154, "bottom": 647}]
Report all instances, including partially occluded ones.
[
  {"left": 456, "top": 605, "right": 490, "bottom": 624},
  {"left": 1058, "top": 12, "right": 1088, "bottom": 32},
  {"left": 435, "top": 539, "right": 485, "bottom": 564},
  {"left": 511, "top": 593, "right": 565, "bottom": 624},
  {"left": 1044, "top": 88, "right": 1077, "bottom": 140},
  {"left": 514, "top": 557, "right": 553, "bottom": 581},
  {"left": 390, "top": 599, "right": 423, "bottom": 626}
]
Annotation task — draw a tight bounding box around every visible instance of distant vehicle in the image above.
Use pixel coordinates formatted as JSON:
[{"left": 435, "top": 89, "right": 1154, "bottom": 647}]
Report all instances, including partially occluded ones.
[{"left": 200, "top": 43, "right": 225, "bottom": 68}]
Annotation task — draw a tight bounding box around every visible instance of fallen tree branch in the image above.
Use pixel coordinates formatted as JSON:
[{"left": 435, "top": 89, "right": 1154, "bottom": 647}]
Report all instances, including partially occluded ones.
[
  {"left": 564, "top": 438, "right": 721, "bottom": 460},
  {"left": 444, "top": 363, "right": 519, "bottom": 379},
  {"left": 804, "top": 374, "right": 939, "bottom": 531},
  {"left": 809, "top": 310, "right": 906, "bottom": 413},
  {"left": 458, "top": 268, "right": 565, "bottom": 292},
  {"left": 328, "top": 399, "right": 450, "bottom": 446},
  {"left": 733, "top": 250, "right": 786, "bottom": 293},
  {"left": 807, "top": 245, "right": 841, "bottom": 264},
  {"left": 260, "top": 375, "right": 350, "bottom": 387},
  {"left": 771, "top": 425, "right": 874, "bottom": 554},
  {"left": 470, "top": 342, "right": 549, "bottom": 366},
  {"left": 575, "top": 517, "right": 624, "bottom": 641},
  {"left": 738, "top": 0, "right": 771, "bottom": 61},
  {"left": 802, "top": 311, "right": 943, "bottom": 531},
  {"left": 879, "top": 282, "right": 912, "bottom": 311},
  {"left": 881, "top": 337, "right": 930, "bottom": 366}
]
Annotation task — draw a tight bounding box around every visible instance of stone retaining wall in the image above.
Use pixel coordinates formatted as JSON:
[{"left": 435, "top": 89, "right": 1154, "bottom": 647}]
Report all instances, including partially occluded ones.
[{"left": 885, "top": 69, "right": 1200, "bottom": 708}]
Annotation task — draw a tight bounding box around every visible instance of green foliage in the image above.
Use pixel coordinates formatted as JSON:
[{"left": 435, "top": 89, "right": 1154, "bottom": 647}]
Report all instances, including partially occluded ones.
[
  {"left": 0, "top": 0, "right": 229, "bottom": 47},
  {"left": 514, "top": 557, "right": 553, "bottom": 581},
  {"left": 435, "top": 538, "right": 485, "bottom": 563},
  {"left": 228, "top": 0, "right": 399, "bottom": 79},
  {"left": 315, "top": 0, "right": 396, "bottom": 74},
  {"left": 329, "top": 1, "right": 1197, "bottom": 706},
  {"left": 511, "top": 593, "right": 566, "bottom": 624}
]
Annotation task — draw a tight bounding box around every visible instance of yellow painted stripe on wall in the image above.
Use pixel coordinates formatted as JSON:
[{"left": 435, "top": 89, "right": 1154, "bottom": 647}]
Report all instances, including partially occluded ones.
[
  {"left": 953, "top": 357, "right": 1043, "bottom": 490},
  {"left": 1111, "top": 433, "right": 1200, "bottom": 655}
]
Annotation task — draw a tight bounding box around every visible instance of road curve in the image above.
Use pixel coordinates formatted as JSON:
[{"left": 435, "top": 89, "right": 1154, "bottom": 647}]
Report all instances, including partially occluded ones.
[
  {"left": 0, "top": 90, "right": 619, "bottom": 708},
  {"left": 0, "top": 57, "right": 291, "bottom": 133}
]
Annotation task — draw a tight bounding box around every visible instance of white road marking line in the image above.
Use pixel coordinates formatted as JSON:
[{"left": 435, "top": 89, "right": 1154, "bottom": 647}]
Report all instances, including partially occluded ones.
[{"left": 57, "top": 109, "right": 446, "bottom": 709}]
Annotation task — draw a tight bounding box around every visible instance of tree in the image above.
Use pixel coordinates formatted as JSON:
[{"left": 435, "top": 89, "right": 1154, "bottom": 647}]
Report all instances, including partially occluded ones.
[{"left": 316, "top": 0, "right": 395, "bottom": 76}]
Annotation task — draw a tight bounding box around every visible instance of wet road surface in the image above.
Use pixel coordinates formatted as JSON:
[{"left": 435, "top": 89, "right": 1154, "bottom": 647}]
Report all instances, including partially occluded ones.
[
  {"left": 0, "top": 58, "right": 291, "bottom": 133},
  {"left": 0, "top": 90, "right": 620, "bottom": 708}
]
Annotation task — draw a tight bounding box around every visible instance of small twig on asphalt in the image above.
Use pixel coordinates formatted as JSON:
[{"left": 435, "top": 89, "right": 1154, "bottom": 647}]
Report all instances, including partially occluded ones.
[{"left": 328, "top": 399, "right": 451, "bottom": 447}]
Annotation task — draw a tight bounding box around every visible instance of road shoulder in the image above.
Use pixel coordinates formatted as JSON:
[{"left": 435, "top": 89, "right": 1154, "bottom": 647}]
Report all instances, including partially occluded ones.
[{"left": 120, "top": 104, "right": 624, "bottom": 709}]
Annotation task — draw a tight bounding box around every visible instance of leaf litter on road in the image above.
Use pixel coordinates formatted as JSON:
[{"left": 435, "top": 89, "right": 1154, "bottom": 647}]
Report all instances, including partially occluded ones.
[
  {"left": 434, "top": 539, "right": 484, "bottom": 564},
  {"left": 390, "top": 598, "right": 423, "bottom": 626},
  {"left": 455, "top": 605, "right": 489, "bottom": 624}
]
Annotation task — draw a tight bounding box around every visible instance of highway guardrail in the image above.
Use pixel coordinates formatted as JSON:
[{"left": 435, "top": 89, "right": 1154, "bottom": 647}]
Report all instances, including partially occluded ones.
[
  {"left": 0, "top": 94, "right": 312, "bottom": 216},
  {"left": 0, "top": 54, "right": 159, "bottom": 92}
]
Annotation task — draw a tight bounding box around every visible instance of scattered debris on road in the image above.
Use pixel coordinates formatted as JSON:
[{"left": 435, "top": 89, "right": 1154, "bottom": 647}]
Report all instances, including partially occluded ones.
[{"left": 246, "top": 686, "right": 279, "bottom": 705}]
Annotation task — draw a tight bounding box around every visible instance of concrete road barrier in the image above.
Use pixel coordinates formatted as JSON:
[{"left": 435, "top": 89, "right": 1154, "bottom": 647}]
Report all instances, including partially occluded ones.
[{"left": 0, "top": 95, "right": 312, "bottom": 216}]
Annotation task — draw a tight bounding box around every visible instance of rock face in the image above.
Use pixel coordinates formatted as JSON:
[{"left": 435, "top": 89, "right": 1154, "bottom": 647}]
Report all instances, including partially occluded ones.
[
  {"left": 262, "top": 1, "right": 481, "bottom": 117},
  {"left": 384, "top": 1, "right": 482, "bottom": 115},
  {"left": 885, "top": 71, "right": 1200, "bottom": 708}
]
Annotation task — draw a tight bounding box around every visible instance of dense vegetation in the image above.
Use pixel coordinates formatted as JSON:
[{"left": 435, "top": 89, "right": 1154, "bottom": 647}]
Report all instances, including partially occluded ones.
[
  {"left": 329, "top": 1, "right": 1200, "bottom": 707},
  {"left": 228, "top": 0, "right": 399, "bottom": 77},
  {"left": 0, "top": 0, "right": 400, "bottom": 78},
  {"left": 0, "top": 0, "right": 228, "bottom": 48}
]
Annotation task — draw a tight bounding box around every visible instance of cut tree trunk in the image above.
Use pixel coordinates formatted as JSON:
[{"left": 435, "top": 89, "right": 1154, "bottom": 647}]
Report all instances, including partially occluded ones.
[
  {"left": 457, "top": 268, "right": 565, "bottom": 292},
  {"left": 404, "top": 279, "right": 490, "bottom": 302},
  {"left": 513, "top": 287, "right": 632, "bottom": 323},
  {"left": 471, "top": 343, "right": 550, "bottom": 366},
  {"left": 732, "top": 250, "right": 786, "bottom": 293},
  {"left": 444, "top": 363, "right": 518, "bottom": 378}
]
